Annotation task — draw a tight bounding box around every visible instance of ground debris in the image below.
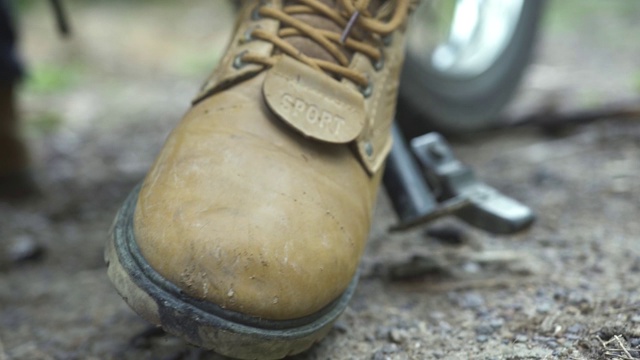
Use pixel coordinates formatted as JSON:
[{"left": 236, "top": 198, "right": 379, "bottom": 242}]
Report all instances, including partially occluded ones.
[
  {"left": 596, "top": 334, "right": 640, "bottom": 360},
  {"left": 0, "top": 235, "right": 45, "bottom": 269},
  {"left": 387, "top": 249, "right": 539, "bottom": 281},
  {"left": 424, "top": 225, "right": 468, "bottom": 246},
  {"left": 501, "top": 99, "right": 640, "bottom": 133},
  {"left": 577, "top": 326, "right": 640, "bottom": 360},
  {"left": 7, "top": 235, "right": 45, "bottom": 263}
]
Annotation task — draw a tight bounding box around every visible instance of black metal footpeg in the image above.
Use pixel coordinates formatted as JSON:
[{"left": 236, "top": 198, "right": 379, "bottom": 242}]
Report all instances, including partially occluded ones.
[{"left": 383, "top": 124, "right": 534, "bottom": 234}]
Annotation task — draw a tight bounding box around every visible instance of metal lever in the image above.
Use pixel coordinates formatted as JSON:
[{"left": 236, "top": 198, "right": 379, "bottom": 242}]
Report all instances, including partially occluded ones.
[
  {"left": 383, "top": 125, "right": 534, "bottom": 234},
  {"left": 410, "top": 133, "right": 534, "bottom": 233},
  {"left": 49, "top": 0, "right": 71, "bottom": 37}
]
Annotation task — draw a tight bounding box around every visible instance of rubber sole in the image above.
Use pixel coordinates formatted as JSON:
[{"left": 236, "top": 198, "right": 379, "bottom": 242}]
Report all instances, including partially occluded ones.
[{"left": 105, "top": 185, "right": 358, "bottom": 360}]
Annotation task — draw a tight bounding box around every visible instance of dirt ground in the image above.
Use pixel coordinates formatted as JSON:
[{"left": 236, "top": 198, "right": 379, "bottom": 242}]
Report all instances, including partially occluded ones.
[{"left": 1, "top": 1, "right": 640, "bottom": 359}]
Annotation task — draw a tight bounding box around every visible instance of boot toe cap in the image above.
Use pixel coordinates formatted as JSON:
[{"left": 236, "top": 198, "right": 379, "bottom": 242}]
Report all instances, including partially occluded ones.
[{"left": 133, "top": 98, "right": 372, "bottom": 320}]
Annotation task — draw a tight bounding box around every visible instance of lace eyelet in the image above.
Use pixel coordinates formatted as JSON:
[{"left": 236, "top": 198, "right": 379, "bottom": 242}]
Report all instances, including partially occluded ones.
[
  {"left": 364, "top": 141, "right": 374, "bottom": 157},
  {"left": 233, "top": 50, "right": 249, "bottom": 69},
  {"left": 373, "top": 52, "right": 385, "bottom": 71},
  {"left": 382, "top": 34, "right": 393, "bottom": 47},
  {"left": 360, "top": 81, "right": 373, "bottom": 98},
  {"left": 240, "top": 27, "right": 255, "bottom": 44},
  {"left": 251, "top": 3, "right": 263, "bottom": 21}
]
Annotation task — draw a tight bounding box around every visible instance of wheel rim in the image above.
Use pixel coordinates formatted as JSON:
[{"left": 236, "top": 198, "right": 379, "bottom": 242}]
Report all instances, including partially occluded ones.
[{"left": 406, "top": 0, "right": 525, "bottom": 78}]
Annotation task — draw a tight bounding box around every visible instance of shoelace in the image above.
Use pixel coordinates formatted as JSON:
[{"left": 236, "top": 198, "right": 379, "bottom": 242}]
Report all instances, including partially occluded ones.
[{"left": 240, "top": 0, "right": 411, "bottom": 88}]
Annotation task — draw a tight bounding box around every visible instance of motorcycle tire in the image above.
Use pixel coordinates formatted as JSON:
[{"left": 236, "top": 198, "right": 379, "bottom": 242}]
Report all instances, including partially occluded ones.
[{"left": 397, "top": 0, "right": 546, "bottom": 135}]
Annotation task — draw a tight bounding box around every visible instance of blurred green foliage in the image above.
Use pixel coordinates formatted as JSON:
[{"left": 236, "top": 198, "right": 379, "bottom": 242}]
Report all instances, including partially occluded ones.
[
  {"left": 24, "top": 63, "right": 82, "bottom": 93},
  {"left": 25, "top": 111, "right": 63, "bottom": 136},
  {"left": 16, "top": 0, "right": 172, "bottom": 11},
  {"left": 545, "top": 0, "right": 640, "bottom": 32}
]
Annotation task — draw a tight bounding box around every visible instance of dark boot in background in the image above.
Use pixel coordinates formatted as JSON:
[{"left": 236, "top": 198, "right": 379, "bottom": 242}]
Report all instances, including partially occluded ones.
[
  {"left": 0, "top": 84, "right": 44, "bottom": 269},
  {"left": 0, "top": 84, "right": 38, "bottom": 201},
  {"left": 0, "top": 0, "right": 38, "bottom": 201},
  {"left": 0, "top": 0, "right": 43, "bottom": 268}
]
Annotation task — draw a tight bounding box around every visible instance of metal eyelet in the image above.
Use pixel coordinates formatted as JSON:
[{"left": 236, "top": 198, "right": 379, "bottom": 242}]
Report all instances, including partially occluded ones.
[
  {"left": 364, "top": 141, "right": 374, "bottom": 157},
  {"left": 373, "top": 52, "right": 385, "bottom": 71},
  {"left": 360, "top": 79, "right": 373, "bottom": 98},
  {"left": 240, "top": 27, "right": 255, "bottom": 44},
  {"left": 251, "top": 3, "right": 263, "bottom": 20},
  {"left": 233, "top": 50, "right": 249, "bottom": 69},
  {"left": 382, "top": 34, "right": 393, "bottom": 47}
]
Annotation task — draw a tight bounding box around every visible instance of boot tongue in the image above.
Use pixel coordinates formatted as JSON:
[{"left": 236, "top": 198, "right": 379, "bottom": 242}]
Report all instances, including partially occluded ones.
[
  {"left": 261, "top": 1, "right": 374, "bottom": 145},
  {"left": 281, "top": 0, "right": 384, "bottom": 66},
  {"left": 283, "top": 0, "right": 347, "bottom": 65}
]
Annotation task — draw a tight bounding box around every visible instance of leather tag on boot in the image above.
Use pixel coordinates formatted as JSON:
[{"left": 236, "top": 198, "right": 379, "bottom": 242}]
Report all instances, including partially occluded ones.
[{"left": 263, "top": 56, "right": 365, "bottom": 144}]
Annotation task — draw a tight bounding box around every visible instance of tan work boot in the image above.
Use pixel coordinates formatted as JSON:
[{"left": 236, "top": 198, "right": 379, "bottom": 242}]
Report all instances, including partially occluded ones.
[
  {"left": 0, "top": 85, "right": 37, "bottom": 201},
  {"left": 106, "top": 1, "right": 414, "bottom": 358}
]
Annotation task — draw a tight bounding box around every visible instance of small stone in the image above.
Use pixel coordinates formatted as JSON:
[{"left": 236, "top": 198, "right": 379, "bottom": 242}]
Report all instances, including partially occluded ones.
[
  {"left": 533, "top": 335, "right": 554, "bottom": 342},
  {"left": 566, "top": 324, "right": 584, "bottom": 334},
  {"left": 629, "top": 337, "right": 640, "bottom": 348},
  {"left": 372, "top": 344, "right": 398, "bottom": 359},
  {"left": 432, "top": 351, "right": 444, "bottom": 359},
  {"left": 476, "top": 335, "right": 489, "bottom": 343},
  {"left": 429, "top": 311, "right": 445, "bottom": 320},
  {"left": 438, "top": 321, "right": 452, "bottom": 332},
  {"left": 631, "top": 315, "right": 640, "bottom": 323},
  {"left": 537, "top": 302, "right": 552, "bottom": 314},
  {"left": 455, "top": 292, "right": 485, "bottom": 309},
  {"left": 532, "top": 167, "right": 563, "bottom": 187},
  {"left": 389, "top": 329, "right": 409, "bottom": 344},
  {"left": 567, "top": 292, "right": 590, "bottom": 306},
  {"left": 475, "top": 324, "right": 495, "bottom": 336},
  {"left": 565, "top": 333, "right": 581, "bottom": 341},
  {"left": 489, "top": 318, "right": 504, "bottom": 330},
  {"left": 375, "top": 326, "right": 391, "bottom": 340},
  {"left": 546, "top": 341, "right": 559, "bottom": 349},
  {"left": 381, "top": 344, "right": 398, "bottom": 354},
  {"left": 514, "top": 334, "right": 528, "bottom": 343},
  {"left": 462, "top": 262, "right": 481, "bottom": 274},
  {"left": 333, "top": 321, "right": 348, "bottom": 334},
  {"left": 7, "top": 235, "right": 45, "bottom": 263},
  {"left": 553, "top": 289, "right": 568, "bottom": 300}
]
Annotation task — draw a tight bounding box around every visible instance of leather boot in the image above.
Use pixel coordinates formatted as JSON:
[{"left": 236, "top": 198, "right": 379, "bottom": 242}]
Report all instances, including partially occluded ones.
[
  {"left": 0, "top": 85, "right": 37, "bottom": 201},
  {"left": 106, "top": 1, "right": 414, "bottom": 358}
]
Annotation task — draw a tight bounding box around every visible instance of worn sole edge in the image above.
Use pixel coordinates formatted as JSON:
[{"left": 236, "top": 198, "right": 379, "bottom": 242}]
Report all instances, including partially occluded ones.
[{"left": 105, "top": 185, "right": 358, "bottom": 360}]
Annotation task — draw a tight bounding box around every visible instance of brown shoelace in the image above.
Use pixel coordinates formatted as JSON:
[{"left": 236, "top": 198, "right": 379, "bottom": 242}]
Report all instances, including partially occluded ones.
[{"left": 240, "top": 0, "right": 411, "bottom": 88}]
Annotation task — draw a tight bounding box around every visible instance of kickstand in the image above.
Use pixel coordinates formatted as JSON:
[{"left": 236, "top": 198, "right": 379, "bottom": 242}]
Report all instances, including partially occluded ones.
[{"left": 383, "top": 123, "right": 534, "bottom": 234}]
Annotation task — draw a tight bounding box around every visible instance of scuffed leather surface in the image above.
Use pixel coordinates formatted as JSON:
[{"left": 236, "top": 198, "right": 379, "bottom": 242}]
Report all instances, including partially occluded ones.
[
  {"left": 134, "top": 0, "right": 409, "bottom": 321},
  {"left": 135, "top": 73, "right": 380, "bottom": 320}
]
